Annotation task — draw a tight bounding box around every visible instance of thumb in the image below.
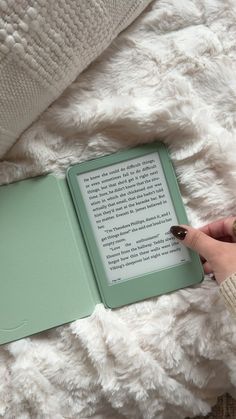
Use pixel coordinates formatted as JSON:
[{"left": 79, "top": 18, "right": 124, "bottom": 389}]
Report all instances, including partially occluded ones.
[{"left": 170, "top": 225, "right": 220, "bottom": 261}]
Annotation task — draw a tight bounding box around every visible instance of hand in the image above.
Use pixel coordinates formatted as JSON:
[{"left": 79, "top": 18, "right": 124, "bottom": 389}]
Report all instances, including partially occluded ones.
[{"left": 170, "top": 217, "right": 236, "bottom": 285}]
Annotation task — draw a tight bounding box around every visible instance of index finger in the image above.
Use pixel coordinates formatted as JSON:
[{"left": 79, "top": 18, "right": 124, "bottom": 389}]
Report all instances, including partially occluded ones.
[{"left": 199, "top": 217, "right": 236, "bottom": 240}]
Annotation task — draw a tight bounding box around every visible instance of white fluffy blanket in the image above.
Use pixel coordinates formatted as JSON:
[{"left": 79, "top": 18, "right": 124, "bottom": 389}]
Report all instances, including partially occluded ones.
[{"left": 1, "top": 1, "right": 236, "bottom": 418}]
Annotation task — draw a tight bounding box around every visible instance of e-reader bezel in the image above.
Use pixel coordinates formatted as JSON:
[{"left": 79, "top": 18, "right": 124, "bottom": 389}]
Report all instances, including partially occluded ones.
[{"left": 67, "top": 143, "right": 204, "bottom": 308}]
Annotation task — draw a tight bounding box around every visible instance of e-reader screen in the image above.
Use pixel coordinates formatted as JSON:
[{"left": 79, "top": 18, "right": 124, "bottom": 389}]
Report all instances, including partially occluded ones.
[{"left": 77, "top": 152, "right": 190, "bottom": 284}]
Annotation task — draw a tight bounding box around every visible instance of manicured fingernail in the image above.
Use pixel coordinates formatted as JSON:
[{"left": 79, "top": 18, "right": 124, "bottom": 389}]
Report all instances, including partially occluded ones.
[
  {"left": 233, "top": 220, "right": 236, "bottom": 236},
  {"left": 170, "top": 225, "right": 188, "bottom": 240}
]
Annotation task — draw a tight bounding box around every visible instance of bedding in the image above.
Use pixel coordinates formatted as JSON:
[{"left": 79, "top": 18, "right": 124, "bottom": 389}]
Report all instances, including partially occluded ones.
[
  {"left": 0, "top": 0, "right": 151, "bottom": 157},
  {"left": 1, "top": 1, "right": 236, "bottom": 418}
]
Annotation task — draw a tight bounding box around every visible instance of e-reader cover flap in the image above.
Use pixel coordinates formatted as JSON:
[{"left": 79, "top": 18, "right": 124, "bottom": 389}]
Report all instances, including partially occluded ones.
[
  {"left": 0, "top": 175, "right": 100, "bottom": 345},
  {"left": 67, "top": 143, "right": 204, "bottom": 309}
]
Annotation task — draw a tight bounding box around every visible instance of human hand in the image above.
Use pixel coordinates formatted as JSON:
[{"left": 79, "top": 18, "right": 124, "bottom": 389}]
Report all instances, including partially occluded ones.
[{"left": 170, "top": 217, "right": 236, "bottom": 285}]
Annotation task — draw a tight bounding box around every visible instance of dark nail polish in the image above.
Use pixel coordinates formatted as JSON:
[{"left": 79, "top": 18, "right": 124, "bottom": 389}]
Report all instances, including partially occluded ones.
[{"left": 170, "top": 226, "right": 188, "bottom": 240}]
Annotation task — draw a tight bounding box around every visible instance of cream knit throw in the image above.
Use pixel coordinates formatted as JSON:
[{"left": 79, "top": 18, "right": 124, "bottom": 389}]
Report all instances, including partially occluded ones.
[{"left": 0, "top": 0, "right": 151, "bottom": 158}]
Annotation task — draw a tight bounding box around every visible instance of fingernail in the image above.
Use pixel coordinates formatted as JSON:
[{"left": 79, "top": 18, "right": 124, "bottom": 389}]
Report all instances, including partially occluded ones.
[{"left": 170, "top": 225, "right": 188, "bottom": 240}]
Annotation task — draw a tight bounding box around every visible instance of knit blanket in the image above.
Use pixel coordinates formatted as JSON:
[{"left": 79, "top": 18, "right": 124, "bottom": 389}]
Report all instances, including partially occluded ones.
[{"left": 1, "top": 1, "right": 236, "bottom": 418}]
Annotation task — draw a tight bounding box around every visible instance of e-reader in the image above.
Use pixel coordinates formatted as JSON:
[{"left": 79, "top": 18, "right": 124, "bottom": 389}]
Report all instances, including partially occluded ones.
[{"left": 67, "top": 142, "right": 203, "bottom": 308}]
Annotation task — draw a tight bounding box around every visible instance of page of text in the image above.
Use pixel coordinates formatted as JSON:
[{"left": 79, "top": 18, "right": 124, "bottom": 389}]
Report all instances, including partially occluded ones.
[{"left": 77, "top": 152, "right": 190, "bottom": 284}]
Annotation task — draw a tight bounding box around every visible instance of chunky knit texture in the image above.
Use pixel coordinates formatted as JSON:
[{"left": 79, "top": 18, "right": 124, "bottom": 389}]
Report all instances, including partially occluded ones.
[
  {"left": 220, "top": 274, "right": 236, "bottom": 315},
  {"left": 0, "top": 0, "right": 151, "bottom": 158}
]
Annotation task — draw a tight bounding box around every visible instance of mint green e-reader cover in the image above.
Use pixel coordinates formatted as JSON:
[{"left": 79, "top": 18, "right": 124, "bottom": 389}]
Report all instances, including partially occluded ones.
[
  {"left": 67, "top": 143, "right": 204, "bottom": 309},
  {"left": 0, "top": 143, "right": 203, "bottom": 345},
  {"left": 0, "top": 175, "right": 100, "bottom": 345}
]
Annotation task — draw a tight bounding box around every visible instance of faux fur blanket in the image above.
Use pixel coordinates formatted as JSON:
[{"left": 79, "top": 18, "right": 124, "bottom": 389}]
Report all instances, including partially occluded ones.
[{"left": 1, "top": 1, "right": 236, "bottom": 418}]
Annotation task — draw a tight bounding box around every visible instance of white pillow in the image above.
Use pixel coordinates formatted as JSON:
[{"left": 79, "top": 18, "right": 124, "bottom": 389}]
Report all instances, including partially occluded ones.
[{"left": 0, "top": 0, "right": 151, "bottom": 158}]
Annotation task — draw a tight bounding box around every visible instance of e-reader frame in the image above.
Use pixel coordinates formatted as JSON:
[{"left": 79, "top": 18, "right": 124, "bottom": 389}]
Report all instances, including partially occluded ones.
[{"left": 67, "top": 143, "right": 204, "bottom": 308}]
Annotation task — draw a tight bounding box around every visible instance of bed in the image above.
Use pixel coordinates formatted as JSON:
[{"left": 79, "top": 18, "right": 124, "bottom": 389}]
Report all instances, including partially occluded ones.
[{"left": 1, "top": 1, "right": 236, "bottom": 418}]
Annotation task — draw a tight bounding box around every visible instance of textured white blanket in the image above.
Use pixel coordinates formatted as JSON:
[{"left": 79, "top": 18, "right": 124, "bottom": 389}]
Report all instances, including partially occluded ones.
[
  {"left": 0, "top": 0, "right": 151, "bottom": 156},
  {"left": 1, "top": 1, "right": 236, "bottom": 418}
]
